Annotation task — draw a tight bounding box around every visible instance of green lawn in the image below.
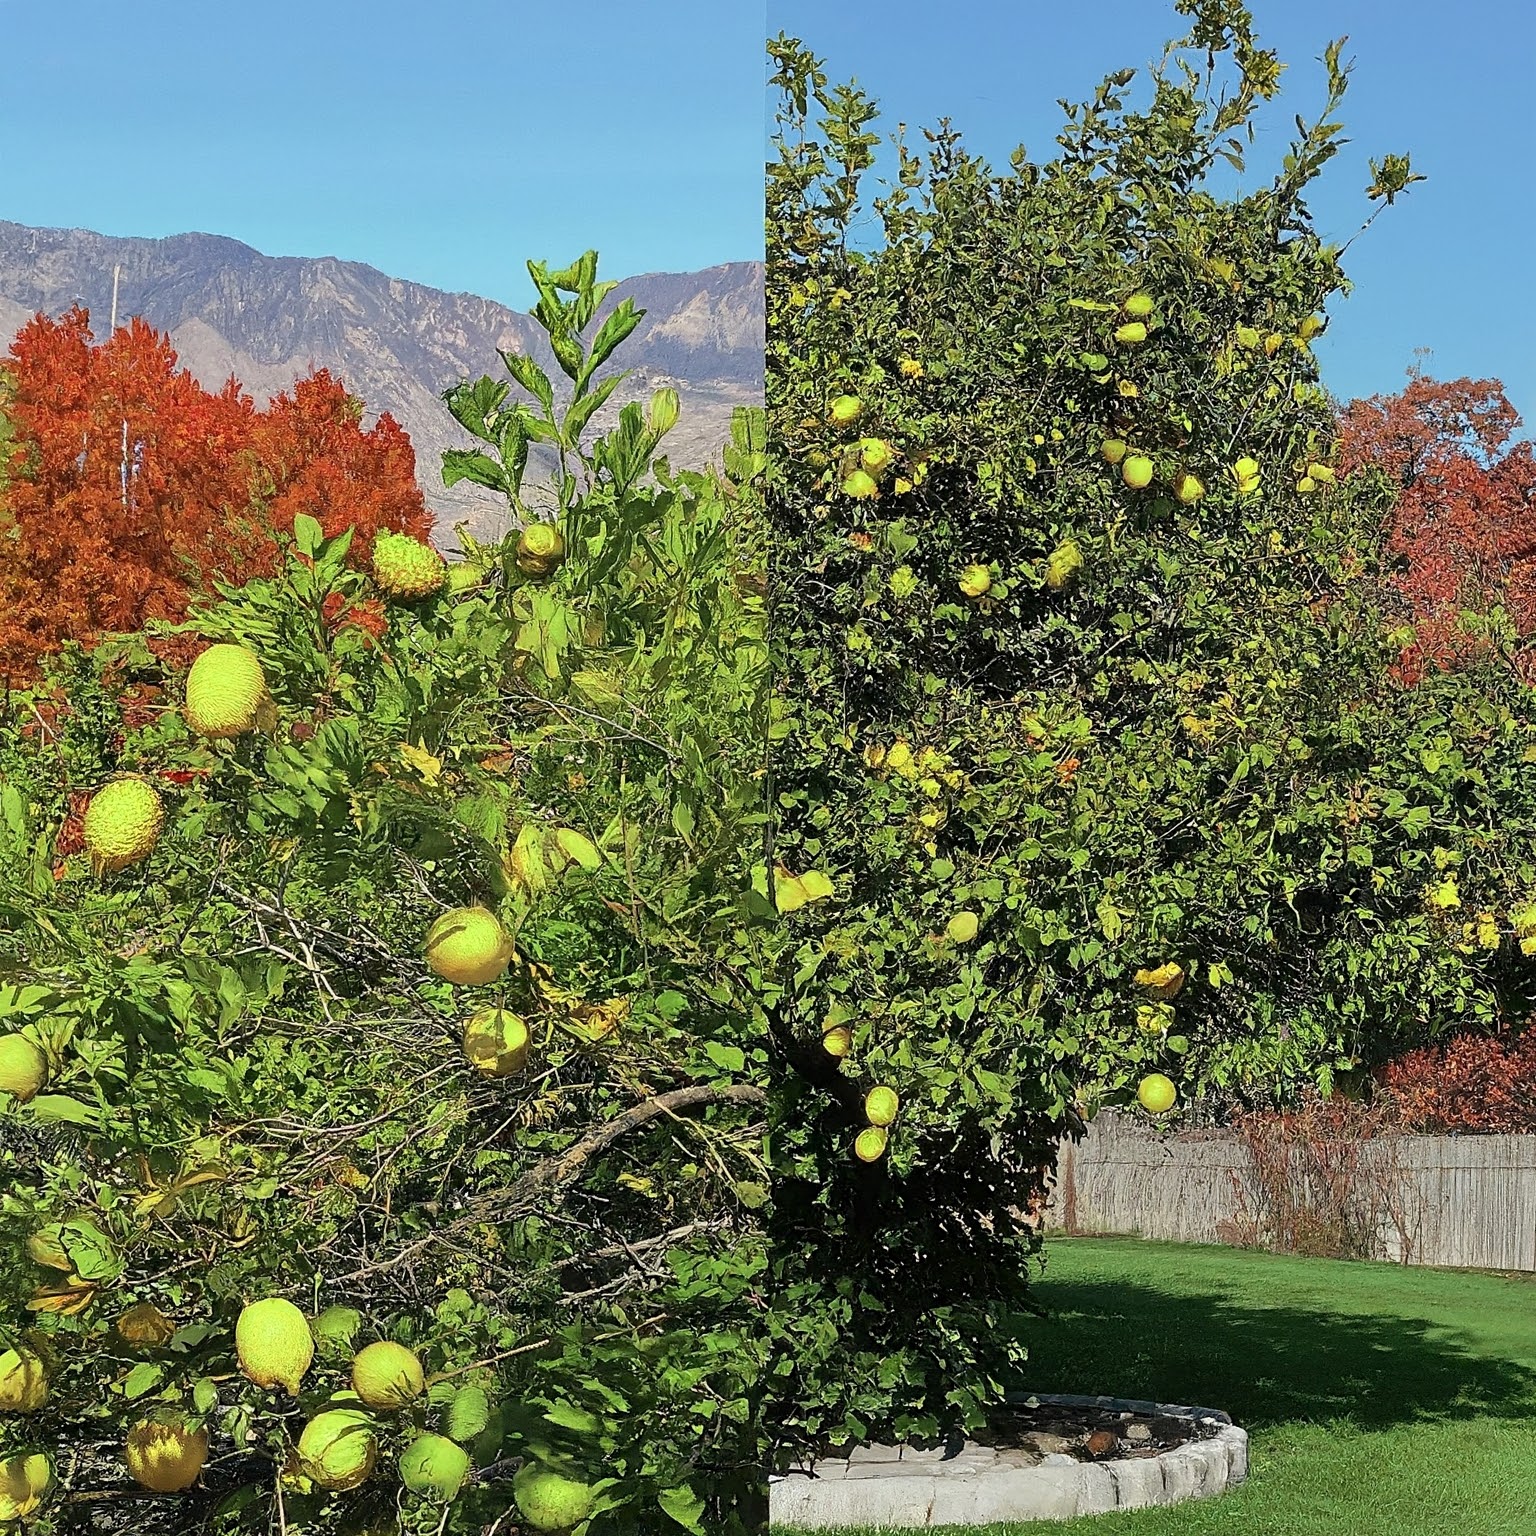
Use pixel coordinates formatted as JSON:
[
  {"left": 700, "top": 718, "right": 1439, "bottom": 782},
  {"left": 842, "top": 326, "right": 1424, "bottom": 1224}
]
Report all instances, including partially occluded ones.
[{"left": 779, "top": 1236, "right": 1536, "bottom": 1535}]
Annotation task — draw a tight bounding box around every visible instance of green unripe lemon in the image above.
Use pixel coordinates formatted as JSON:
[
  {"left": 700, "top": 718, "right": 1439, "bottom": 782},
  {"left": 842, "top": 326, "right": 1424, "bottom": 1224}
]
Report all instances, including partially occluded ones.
[
  {"left": 372, "top": 530, "right": 446, "bottom": 600},
  {"left": 1122, "top": 293, "right": 1155, "bottom": 318},
  {"left": 1137, "top": 1073, "right": 1177, "bottom": 1114},
  {"left": 350, "top": 1341, "right": 425, "bottom": 1410},
  {"left": 858, "top": 437, "right": 895, "bottom": 475},
  {"left": 0, "top": 1035, "right": 47, "bottom": 1104},
  {"left": 828, "top": 395, "right": 863, "bottom": 427},
  {"left": 865, "top": 1086, "right": 900, "bottom": 1127},
  {"left": 1114, "top": 322, "right": 1148, "bottom": 345},
  {"left": 1100, "top": 438, "right": 1129, "bottom": 466},
  {"left": 400, "top": 1433, "right": 472, "bottom": 1502},
  {"left": 235, "top": 1298, "right": 313, "bottom": 1395},
  {"left": 82, "top": 777, "right": 165, "bottom": 875},
  {"left": 842, "top": 469, "right": 879, "bottom": 499},
  {"left": 514, "top": 1465, "right": 596, "bottom": 1531},
  {"left": 854, "top": 1125, "right": 888, "bottom": 1162},
  {"left": 183, "top": 644, "right": 270, "bottom": 740},
  {"left": 1121, "top": 456, "right": 1155, "bottom": 490},
  {"left": 946, "top": 911, "right": 980, "bottom": 944},
  {"left": 297, "top": 1408, "right": 377, "bottom": 1492},
  {"left": 424, "top": 907, "right": 516, "bottom": 987}
]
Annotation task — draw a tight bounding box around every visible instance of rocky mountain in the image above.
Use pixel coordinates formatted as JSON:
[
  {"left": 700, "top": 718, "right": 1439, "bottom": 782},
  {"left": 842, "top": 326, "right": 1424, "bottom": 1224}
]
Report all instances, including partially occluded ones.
[{"left": 0, "top": 220, "right": 763, "bottom": 544}]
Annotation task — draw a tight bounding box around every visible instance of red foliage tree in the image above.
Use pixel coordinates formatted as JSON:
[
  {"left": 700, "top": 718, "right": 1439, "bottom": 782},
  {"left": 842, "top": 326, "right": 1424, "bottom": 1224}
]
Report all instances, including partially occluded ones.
[
  {"left": 1379, "top": 1026, "right": 1536, "bottom": 1134},
  {"left": 1338, "top": 373, "right": 1536, "bottom": 684},
  {"left": 0, "top": 310, "right": 433, "bottom": 681},
  {"left": 0, "top": 308, "right": 263, "bottom": 675},
  {"left": 248, "top": 369, "right": 432, "bottom": 566}
]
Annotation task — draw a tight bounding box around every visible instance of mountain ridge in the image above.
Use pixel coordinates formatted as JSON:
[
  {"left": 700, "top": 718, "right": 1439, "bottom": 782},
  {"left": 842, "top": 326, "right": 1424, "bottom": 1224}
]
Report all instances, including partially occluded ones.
[{"left": 0, "top": 219, "right": 764, "bottom": 543}]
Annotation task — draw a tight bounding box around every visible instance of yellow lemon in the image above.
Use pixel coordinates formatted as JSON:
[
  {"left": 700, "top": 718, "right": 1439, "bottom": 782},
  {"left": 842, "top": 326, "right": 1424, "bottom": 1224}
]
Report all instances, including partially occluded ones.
[
  {"left": 1137, "top": 1073, "right": 1177, "bottom": 1114},
  {"left": 1172, "top": 472, "right": 1205, "bottom": 506},
  {"left": 0, "top": 1035, "right": 47, "bottom": 1103},
  {"left": 958, "top": 564, "right": 992, "bottom": 599},
  {"left": 462, "top": 1008, "right": 530, "bottom": 1077},
  {"left": 424, "top": 906, "right": 516, "bottom": 987},
  {"left": 0, "top": 1347, "right": 49, "bottom": 1412},
  {"left": 125, "top": 1417, "right": 209, "bottom": 1492},
  {"left": 865, "top": 1086, "right": 900, "bottom": 1126},
  {"left": 0, "top": 1453, "right": 52, "bottom": 1521},
  {"left": 1121, "top": 456, "right": 1155, "bottom": 490},
  {"left": 235, "top": 1297, "right": 313, "bottom": 1395},
  {"left": 351, "top": 1341, "right": 425, "bottom": 1410}
]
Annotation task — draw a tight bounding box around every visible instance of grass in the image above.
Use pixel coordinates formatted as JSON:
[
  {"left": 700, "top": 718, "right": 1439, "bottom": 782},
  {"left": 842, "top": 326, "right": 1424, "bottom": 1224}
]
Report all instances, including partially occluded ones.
[{"left": 779, "top": 1236, "right": 1536, "bottom": 1535}]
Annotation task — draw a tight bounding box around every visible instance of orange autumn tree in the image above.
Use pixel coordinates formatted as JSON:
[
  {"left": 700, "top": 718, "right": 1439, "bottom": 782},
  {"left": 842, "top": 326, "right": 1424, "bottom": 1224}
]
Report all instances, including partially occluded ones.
[
  {"left": 0, "top": 307, "right": 431, "bottom": 680},
  {"left": 249, "top": 367, "right": 433, "bottom": 560},
  {"left": 1338, "top": 372, "right": 1536, "bottom": 684}
]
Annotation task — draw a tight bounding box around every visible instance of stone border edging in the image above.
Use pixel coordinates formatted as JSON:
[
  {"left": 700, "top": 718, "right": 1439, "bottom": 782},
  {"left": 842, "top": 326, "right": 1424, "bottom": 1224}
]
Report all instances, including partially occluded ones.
[{"left": 769, "top": 1392, "right": 1248, "bottom": 1528}]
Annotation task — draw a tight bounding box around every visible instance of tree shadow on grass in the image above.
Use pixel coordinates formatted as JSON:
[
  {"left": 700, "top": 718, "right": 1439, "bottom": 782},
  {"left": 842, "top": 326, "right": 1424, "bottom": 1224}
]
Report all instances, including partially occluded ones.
[{"left": 1006, "top": 1272, "right": 1536, "bottom": 1433}]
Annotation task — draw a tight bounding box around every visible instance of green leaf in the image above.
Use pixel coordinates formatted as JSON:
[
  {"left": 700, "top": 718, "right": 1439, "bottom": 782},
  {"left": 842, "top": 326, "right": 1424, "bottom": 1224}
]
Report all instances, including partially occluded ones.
[
  {"left": 29, "top": 1096, "right": 102, "bottom": 1128},
  {"left": 121, "top": 1362, "right": 166, "bottom": 1400},
  {"left": 292, "top": 513, "right": 323, "bottom": 556},
  {"left": 441, "top": 450, "right": 510, "bottom": 494},
  {"left": 498, "top": 349, "right": 556, "bottom": 414},
  {"left": 551, "top": 828, "right": 602, "bottom": 871},
  {"left": 446, "top": 1385, "right": 491, "bottom": 1442},
  {"left": 543, "top": 1400, "right": 604, "bottom": 1434},
  {"left": 658, "top": 1484, "right": 706, "bottom": 1533}
]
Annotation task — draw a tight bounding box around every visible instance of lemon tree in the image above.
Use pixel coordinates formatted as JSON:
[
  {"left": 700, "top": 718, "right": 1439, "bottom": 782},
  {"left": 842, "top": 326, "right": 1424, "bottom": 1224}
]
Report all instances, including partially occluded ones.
[
  {"left": 0, "top": 252, "right": 769, "bottom": 1533},
  {"left": 761, "top": 0, "right": 1536, "bottom": 1462}
]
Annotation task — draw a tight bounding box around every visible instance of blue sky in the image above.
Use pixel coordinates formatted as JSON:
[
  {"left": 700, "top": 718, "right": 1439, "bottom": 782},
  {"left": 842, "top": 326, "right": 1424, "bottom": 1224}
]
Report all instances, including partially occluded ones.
[
  {"left": 771, "top": 0, "right": 1536, "bottom": 432},
  {"left": 0, "top": 0, "right": 762, "bottom": 311}
]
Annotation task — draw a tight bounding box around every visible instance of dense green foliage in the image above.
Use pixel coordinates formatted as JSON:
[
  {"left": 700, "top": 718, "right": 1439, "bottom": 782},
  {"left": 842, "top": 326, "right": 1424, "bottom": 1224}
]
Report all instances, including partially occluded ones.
[
  {"left": 763, "top": 0, "right": 1536, "bottom": 1463},
  {"left": 0, "top": 256, "right": 769, "bottom": 1533}
]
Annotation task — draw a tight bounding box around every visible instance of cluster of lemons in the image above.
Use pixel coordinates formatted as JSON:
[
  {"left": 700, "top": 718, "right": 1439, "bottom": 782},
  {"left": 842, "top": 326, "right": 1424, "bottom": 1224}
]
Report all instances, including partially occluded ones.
[
  {"left": 0, "top": 532, "right": 610, "bottom": 1521},
  {"left": 825, "top": 393, "right": 929, "bottom": 501},
  {"left": 1103, "top": 293, "right": 1338, "bottom": 501},
  {"left": 1132, "top": 963, "right": 1185, "bottom": 1114},
  {"left": 0, "top": 1297, "right": 592, "bottom": 1526}
]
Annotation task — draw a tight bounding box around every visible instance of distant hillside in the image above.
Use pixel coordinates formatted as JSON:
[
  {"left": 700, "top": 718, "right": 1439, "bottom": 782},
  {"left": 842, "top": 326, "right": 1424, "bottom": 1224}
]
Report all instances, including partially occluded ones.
[{"left": 0, "top": 220, "right": 764, "bottom": 544}]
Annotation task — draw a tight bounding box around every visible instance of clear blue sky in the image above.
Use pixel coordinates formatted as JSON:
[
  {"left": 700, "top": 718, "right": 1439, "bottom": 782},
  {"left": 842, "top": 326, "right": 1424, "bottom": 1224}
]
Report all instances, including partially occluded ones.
[
  {"left": 771, "top": 0, "right": 1536, "bottom": 432},
  {"left": 0, "top": 0, "right": 762, "bottom": 310}
]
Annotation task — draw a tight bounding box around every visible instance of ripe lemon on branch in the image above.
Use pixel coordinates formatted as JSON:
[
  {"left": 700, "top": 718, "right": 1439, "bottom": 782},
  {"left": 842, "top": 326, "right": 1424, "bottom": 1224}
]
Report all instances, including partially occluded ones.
[
  {"left": 235, "top": 1297, "right": 313, "bottom": 1395},
  {"left": 183, "top": 643, "right": 276, "bottom": 739},
  {"left": 424, "top": 906, "right": 516, "bottom": 986},
  {"left": 82, "top": 776, "right": 164, "bottom": 876},
  {"left": 125, "top": 1416, "right": 208, "bottom": 1492}
]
